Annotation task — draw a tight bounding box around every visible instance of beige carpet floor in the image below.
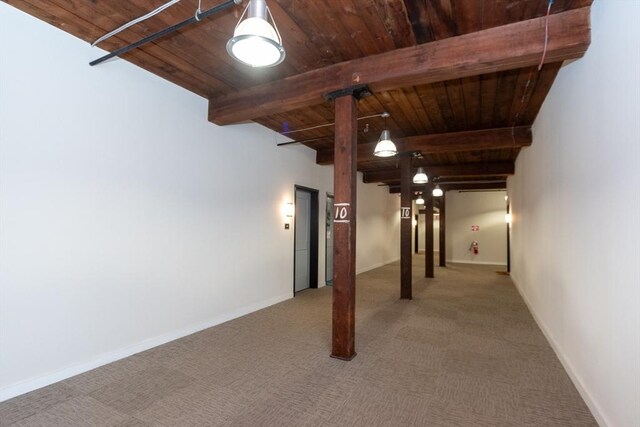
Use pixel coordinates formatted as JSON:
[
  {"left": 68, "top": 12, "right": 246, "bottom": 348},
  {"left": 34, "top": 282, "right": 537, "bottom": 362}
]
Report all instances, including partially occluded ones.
[{"left": 0, "top": 256, "right": 597, "bottom": 426}]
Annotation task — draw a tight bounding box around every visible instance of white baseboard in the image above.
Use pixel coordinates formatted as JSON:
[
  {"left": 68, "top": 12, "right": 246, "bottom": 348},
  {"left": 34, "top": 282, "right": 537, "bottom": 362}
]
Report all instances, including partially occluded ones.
[
  {"left": 511, "top": 277, "right": 609, "bottom": 427},
  {"left": 356, "top": 257, "right": 400, "bottom": 275},
  {"left": 0, "top": 292, "right": 292, "bottom": 403},
  {"left": 447, "top": 259, "right": 508, "bottom": 266}
]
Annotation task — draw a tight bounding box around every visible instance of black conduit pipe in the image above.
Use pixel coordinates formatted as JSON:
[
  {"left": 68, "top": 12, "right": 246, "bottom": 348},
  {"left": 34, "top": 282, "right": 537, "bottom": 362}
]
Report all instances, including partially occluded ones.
[{"left": 90, "top": 0, "right": 241, "bottom": 67}]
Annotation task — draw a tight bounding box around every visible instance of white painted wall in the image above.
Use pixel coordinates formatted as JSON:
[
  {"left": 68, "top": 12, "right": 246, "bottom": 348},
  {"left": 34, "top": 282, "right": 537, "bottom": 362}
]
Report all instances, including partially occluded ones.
[
  {"left": 416, "top": 208, "right": 440, "bottom": 252},
  {"left": 0, "top": 3, "right": 399, "bottom": 401},
  {"left": 507, "top": 2, "right": 640, "bottom": 426},
  {"left": 445, "top": 191, "right": 507, "bottom": 265},
  {"left": 356, "top": 176, "right": 401, "bottom": 274}
]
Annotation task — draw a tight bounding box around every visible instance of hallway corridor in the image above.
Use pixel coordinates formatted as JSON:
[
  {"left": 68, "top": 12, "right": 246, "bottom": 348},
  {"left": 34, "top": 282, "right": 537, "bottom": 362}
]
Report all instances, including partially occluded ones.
[{"left": 0, "top": 256, "right": 596, "bottom": 426}]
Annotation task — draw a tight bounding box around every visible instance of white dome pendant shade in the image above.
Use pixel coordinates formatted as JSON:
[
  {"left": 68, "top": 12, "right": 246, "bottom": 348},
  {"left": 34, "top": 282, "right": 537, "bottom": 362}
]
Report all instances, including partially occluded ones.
[
  {"left": 373, "top": 129, "right": 398, "bottom": 157},
  {"left": 416, "top": 194, "right": 425, "bottom": 205},
  {"left": 413, "top": 167, "right": 428, "bottom": 184},
  {"left": 373, "top": 112, "right": 397, "bottom": 157},
  {"left": 432, "top": 185, "right": 443, "bottom": 197},
  {"left": 227, "top": 0, "right": 285, "bottom": 67}
]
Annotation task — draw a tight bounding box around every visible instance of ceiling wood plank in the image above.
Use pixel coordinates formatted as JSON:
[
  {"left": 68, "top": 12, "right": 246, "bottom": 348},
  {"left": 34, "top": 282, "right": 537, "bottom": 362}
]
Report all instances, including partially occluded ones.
[
  {"left": 388, "top": 181, "right": 507, "bottom": 193},
  {"left": 460, "top": 75, "right": 481, "bottom": 129},
  {"left": 521, "top": 62, "right": 563, "bottom": 123},
  {"left": 402, "top": 0, "right": 433, "bottom": 44},
  {"left": 208, "top": 7, "right": 591, "bottom": 125},
  {"left": 316, "top": 126, "right": 531, "bottom": 165},
  {"left": 370, "top": 0, "right": 417, "bottom": 49},
  {"left": 363, "top": 162, "right": 515, "bottom": 183}
]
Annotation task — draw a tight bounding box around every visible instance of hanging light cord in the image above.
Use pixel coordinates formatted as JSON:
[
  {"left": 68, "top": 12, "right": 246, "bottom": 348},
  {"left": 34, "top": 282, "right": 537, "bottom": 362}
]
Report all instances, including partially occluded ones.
[
  {"left": 266, "top": 4, "right": 283, "bottom": 44},
  {"left": 280, "top": 112, "right": 388, "bottom": 135},
  {"left": 539, "top": 0, "right": 554, "bottom": 71},
  {"left": 195, "top": 0, "right": 203, "bottom": 21},
  {"left": 91, "top": 0, "right": 182, "bottom": 47},
  {"left": 510, "top": 0, "right": 554, "bottom": 143}
]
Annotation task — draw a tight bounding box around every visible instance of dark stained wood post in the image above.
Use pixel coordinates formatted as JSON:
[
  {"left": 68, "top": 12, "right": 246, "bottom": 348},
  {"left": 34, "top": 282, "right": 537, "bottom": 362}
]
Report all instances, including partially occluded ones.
[
  {"left": 506, "top": 201, "right": 511, "bottom": 273},
  {"left": 425, "top": 182, "right": 434, "bottom": 278},
  {"left": 439, "top": 193, "right": 446, "bottom": 267},
  {"left": 414, "top": 214, "right": 419, "bottom": 254},
  {"left": 330, "top": 93, "right": 358, "bottom": 361},
  {"left": 400, "top": 156, "right": 412, "bottom": 299}
]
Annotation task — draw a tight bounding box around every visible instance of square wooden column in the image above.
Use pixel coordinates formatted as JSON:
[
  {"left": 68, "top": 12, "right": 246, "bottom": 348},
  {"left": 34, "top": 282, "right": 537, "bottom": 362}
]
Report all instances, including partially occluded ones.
[
  {"left": 331, "top": 93, "right": 358, "bottom": 361},
  {"left": 439, "top": 193, "right": 446, "bottom": 267},
  {"left": 424, "top": 182, "right": 434, "bottom": 278},
  {"left": 400, "top": 156, "right": 412, "bottom": 299}
]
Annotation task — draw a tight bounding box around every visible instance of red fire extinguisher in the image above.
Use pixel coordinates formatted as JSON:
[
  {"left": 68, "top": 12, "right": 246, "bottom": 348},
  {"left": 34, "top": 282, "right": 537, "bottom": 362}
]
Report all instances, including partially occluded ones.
[{"left": 469, "top": 241, "right": 479, "bottom": 255}]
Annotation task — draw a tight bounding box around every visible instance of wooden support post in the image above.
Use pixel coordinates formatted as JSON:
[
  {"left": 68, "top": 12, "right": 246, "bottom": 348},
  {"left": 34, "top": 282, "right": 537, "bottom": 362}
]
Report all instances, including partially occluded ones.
[
  {"left": 506, "top": 202, "right": 511, "bottom": 273},
  {"left": 400, "top": 156, "right": 412, "bottom": 299},
  {"left": 414, "top": 214, "right": 419, "bottom": 254},
  {"left": 439, "top": 193, "right": 446, "bottom": 267},
  {"left": 330, "top": 93, "right": 358, "bottom": 361},
  {"left": 425, "top": 182, "right": 434, "bottom": 278}
]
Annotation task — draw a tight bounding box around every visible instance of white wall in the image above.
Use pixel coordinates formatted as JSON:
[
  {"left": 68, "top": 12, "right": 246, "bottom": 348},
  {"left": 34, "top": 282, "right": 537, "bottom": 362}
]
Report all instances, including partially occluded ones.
[
  {"left": 0, "top": 3, "right": 399, "bottom": 401},
  {"left": 356, "top": 177, "right": 401, "bottom": 274},
  {"left": 445, "top": 191, "right": 507, "bottom": 265},
  {"left": 507, "top": 2, "right": 640, "bottom": 426},
  {"left": 416, "top": 208, "right": 439, "bottom": 252}
]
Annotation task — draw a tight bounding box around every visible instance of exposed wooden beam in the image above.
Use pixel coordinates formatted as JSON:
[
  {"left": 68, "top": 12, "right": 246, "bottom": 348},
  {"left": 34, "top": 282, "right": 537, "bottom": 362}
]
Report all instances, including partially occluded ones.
[
  {"left": 390, "top": 181, "right": 507, "bottom": 193},
  {"left": 364, "top": 162, "right": 514, "bottom": 183},
  {"left": 316, "top": 126, "right": 531, "bottom": 165},
  {"left": 208, "top": 7, "right": 590, "bottom": 125}
]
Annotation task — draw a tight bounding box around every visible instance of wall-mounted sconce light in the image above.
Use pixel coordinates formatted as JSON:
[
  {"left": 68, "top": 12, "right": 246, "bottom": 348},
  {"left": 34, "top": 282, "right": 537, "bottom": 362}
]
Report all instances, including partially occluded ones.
[
  {"left": 283, "top": 202, "right": 294, "bottom": 229},
  {"left": 505, "top": 213, "right": 512, "bottom": 224}
]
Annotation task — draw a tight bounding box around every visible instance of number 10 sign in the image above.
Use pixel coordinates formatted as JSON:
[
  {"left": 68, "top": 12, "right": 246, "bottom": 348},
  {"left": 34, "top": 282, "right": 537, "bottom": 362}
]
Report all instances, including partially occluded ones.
[
  {"left": 401, "top": 207, "right": 411, "bottom": 219},
  {"left": 334, "top": 203, "right": 351, "bottom": 223}
]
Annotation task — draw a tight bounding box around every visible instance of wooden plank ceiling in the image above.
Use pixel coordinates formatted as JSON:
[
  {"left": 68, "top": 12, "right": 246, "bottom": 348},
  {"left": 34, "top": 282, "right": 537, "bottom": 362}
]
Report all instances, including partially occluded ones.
[{"left": 5, "top": 0, "right": 593, "bottom": 191}]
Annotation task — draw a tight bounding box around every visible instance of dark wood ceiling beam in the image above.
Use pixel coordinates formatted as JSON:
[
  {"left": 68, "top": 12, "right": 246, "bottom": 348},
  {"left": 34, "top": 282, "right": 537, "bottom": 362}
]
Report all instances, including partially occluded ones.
[
  {"left": 389, "top": 182, "right": 507, "bottom": 193},
  {"left": 208, "top": 7, "right": 591, "bottom": 125},
  {"left": 363, "top": 162, "right": 514, "bottom": 183},
  {"left": 316, "top": 126, "right": 531, "bottom": 165}
]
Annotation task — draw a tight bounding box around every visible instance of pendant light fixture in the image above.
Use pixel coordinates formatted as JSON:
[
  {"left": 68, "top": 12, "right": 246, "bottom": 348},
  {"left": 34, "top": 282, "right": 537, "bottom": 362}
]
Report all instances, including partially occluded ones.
[
  {"left": 227, "top": 0, "right": 286, "bottom": 67},
  {"left": 373, "top": 112, "right": 397, "bottom": 157},
  {"left": 432, "top": 185, "right": 443, "bottom": 197},
  {"left": 416, "top": 194, "right": 425, "bottom": 205},
  {"left": 413, "top": 167, "right": 428, "bottom": 184}
]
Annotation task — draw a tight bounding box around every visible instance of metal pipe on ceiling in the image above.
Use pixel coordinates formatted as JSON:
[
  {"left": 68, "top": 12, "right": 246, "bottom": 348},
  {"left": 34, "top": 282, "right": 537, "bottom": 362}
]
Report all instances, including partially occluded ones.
[
  {"left": 276, "top": 112, "right": 388, "bottom": 147},
  {"left": 89, "top": 0, "right": 241, "bottom": 67}
]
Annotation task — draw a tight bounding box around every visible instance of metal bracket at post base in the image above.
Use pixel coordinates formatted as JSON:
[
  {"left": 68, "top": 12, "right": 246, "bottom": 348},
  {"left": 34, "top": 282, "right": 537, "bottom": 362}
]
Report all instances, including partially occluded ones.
[
  {"left": 330, "top": 352, "right": 357, "bottom": 361},
  {"left": 323, "top": 85, "right": 372, "bottom": 102}
]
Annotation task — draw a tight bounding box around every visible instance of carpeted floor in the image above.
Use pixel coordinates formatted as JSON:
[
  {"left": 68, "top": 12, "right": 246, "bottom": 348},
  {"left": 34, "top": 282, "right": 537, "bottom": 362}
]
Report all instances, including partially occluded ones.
[{"left": 0, "top": 256, "right": 597, "bottom": 426}]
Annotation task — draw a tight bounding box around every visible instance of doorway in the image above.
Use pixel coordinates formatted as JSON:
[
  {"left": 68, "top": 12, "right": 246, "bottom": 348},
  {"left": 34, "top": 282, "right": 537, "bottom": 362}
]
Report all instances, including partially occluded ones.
[
  {"left": 294, "top": 186, "right": 319, "bottom": 294},
  {"left": 325, "top": 193, "right": 334, "bottom": 285}
]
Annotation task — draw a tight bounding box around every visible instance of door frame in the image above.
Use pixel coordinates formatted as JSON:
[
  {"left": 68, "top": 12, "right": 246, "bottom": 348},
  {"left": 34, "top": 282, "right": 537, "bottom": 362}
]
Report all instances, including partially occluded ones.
[
  {"left": 325, "top": 193, "right": 334, "bottom": 285},
  {"left": 293, "top": 185, "right": 319, "bottom": 294}
]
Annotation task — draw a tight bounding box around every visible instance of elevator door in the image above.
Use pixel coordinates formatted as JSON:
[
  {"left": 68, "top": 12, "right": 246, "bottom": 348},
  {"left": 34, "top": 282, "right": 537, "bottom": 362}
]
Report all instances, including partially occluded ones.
[
  {"left": 325, "top": 195, "right": 334, "bottom": 285},
  {"left": 294, "top": 189, "right": 311, "bottom": 292}
]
